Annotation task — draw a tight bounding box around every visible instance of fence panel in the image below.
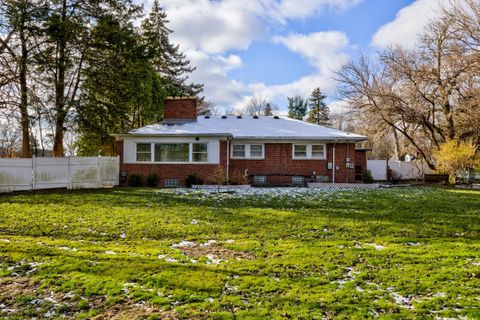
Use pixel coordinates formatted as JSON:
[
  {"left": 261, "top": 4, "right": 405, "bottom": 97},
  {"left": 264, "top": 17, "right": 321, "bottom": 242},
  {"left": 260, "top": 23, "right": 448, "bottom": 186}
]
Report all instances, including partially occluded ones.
[
  {"left": 367, "top": 160, "right": 388, "bottom": 181},
  {"left": 0, "top": 156, "right": 119, "bottom": 192},
  {"left": 388, "top": 160, "right": 432, "bottom": 180},
  {"left": 0, "top": 158, "right": 33, "bottom": 192}
]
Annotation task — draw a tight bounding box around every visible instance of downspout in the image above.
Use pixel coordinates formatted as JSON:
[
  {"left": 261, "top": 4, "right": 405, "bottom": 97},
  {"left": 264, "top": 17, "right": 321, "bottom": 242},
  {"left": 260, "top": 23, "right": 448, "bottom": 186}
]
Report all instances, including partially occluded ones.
[
  {"left": 346, "top": 142, "right": 349, "bottom": 183},
  {"left": 226, "top": 136, "right": 231, "bottom": 184},
  {"left": 332, "top": 143, "right": 336, "bottom": 183}
]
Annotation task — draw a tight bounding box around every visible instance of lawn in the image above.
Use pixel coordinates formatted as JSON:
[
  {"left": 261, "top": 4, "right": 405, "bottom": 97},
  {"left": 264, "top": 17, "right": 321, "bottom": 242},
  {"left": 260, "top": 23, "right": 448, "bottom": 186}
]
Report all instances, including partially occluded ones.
[{"left": 0, "top": 187, "right": 479, "bottom": 319}]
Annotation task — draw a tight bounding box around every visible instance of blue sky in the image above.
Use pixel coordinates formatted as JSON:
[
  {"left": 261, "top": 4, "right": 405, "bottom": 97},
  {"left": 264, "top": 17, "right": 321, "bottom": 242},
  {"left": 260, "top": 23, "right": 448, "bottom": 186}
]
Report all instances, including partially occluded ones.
[{"left": 140, "top": 0, "right": 448, "bottom": 112}]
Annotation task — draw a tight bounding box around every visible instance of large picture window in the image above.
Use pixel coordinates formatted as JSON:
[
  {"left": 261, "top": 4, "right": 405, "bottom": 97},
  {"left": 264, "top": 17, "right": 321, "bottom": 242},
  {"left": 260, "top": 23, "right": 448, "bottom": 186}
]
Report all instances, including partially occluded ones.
[
  {"left": 192, "top": 143, "right": 208, "bottom": 162},
  {"left": 136, "top": 143, "right": 152, "bottom": 162},
  {"left": 154, "top": 143, "right": 189, "bottom": 162}
]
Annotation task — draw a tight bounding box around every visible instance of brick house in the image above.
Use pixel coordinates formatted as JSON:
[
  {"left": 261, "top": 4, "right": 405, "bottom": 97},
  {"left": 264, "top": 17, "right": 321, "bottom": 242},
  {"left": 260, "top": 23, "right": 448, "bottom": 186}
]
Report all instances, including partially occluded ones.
[{"left": 115, "top": 97, "right": 368, "bottom": 187}]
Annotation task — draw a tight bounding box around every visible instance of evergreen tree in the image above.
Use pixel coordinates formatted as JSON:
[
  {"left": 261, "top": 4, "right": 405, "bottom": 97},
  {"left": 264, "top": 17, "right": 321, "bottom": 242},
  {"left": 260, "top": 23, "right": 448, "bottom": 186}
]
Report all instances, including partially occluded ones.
[
  {"left": 141, "top": 0, "right": 202, "bottom": 97},
  {"left": 307, "top": 88, "right": 330, "bottom": 126},
  {"left": 287, "top": 95, "right": 308, "bottom": 120},
  {"left": 264, "top": 103, "right": 273, "bottom": 116},
  {"left": 76, "top": 15, "right": 164, "bottom": 155}
]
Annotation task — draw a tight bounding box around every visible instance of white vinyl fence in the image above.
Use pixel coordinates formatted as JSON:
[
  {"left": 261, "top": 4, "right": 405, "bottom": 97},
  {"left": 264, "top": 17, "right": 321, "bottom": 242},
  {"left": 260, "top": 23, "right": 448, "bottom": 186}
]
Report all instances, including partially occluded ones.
[
  {"left": 367, "top": 160, "right": 388, "bottom": 181},
  {"left": 0, "top": 156, "right": 119, "bottom": 193},
  {"left": 388, "top": 160, "right": 432, "bottom": 180}
]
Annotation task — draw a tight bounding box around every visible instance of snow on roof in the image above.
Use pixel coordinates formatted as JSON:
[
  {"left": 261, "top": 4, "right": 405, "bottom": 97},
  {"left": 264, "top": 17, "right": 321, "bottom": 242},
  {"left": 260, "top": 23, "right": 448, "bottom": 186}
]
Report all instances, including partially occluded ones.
[{"left": 125, "top": 116, "right": 366, "bottom": 141}]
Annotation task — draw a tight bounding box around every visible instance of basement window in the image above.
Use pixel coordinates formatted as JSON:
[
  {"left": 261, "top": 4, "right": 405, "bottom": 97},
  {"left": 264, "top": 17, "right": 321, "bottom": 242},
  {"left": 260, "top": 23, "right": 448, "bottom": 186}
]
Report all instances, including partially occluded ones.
[
  {"left": 136, "top": 143, "right": 152, "bottom": 162},
  {"left": 292, "top": 176, "right": 305, "bottom": 185},
  {"left": 164, "top": 179, "right": 180, "bottom": 187},
  {"left": 253, "top": 175, "right": 267, "bottom": 185}
]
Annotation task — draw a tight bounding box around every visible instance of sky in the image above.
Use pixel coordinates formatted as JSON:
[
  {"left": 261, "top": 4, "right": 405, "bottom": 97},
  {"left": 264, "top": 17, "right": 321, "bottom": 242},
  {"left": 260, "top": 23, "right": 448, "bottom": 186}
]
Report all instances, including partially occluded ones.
[{"left": 138, "top": 0, "right": 451, "bottom": 113}]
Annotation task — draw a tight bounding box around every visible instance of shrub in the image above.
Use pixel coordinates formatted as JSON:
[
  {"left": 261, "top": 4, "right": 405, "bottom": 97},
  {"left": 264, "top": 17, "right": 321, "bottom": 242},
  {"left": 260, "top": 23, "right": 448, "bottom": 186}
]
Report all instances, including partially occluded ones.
[
  {"left": 229, "top": 170, "right": 249, "bottom": 185},
  {"left": 186, "top": 174, "right": 203, "bottom": 188},
  {"left": 127, "top": 173, "right": 144, "bottom": 187},
  {"left": 209, "top": 167, "right": 228, "bottom": 185},
  {"left": 361, "top": 170, "right": 374, "bottom": 184},
  {"left": 146, "top": 174, "right": 160, "bottom": 187},
  {"left": 435, "top": 139, "right": 479, "bottom": 184}
]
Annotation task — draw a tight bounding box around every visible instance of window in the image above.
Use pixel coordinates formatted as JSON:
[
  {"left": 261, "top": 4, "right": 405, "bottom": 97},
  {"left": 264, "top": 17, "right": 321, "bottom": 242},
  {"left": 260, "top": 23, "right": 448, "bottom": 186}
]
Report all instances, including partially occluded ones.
[
  {"left": 192, "top": 143, "right": 208, "bottom": 162},
  {"left": 249, "top": 145, "right": 264, "bottom": 158},
  {"left": 292, "top": 144, "right": 326, "bottom": 159},
  {"left": 311, "top": 144, "right": 326, "bottom": 159},
  {"left": 293, "top": 145, "right": 307, "bottom": 158},
  {"left": 253, "top": 175, "right": 267, "bottom": 184},
  {"left": 136, "top": 143, "right": 152, "bottom": 162},
  {"left": 164, "top": 179, "right": 180, "bottom": 187},
  {"left": 232, "top": 144, "right": 246, "bottom": 158},
  {"left": 292, "top": 176, "right": 305, "bottom": 185},
  {"left": 154, "top": 143, "right": 189, "bottom": 162}
]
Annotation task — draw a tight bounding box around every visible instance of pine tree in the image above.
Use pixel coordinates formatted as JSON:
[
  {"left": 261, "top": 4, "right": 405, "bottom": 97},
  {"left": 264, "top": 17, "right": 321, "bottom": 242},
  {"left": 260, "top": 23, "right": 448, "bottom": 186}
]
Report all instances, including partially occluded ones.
[
  {"left": 307, "top": 88, "right": 330, "bottom": 126},
  {"left": 287, "top": 95, "right": 308, "bottom": 120},
  {"left": 141, "top": 0, "right": 202, "bottom": 97}
]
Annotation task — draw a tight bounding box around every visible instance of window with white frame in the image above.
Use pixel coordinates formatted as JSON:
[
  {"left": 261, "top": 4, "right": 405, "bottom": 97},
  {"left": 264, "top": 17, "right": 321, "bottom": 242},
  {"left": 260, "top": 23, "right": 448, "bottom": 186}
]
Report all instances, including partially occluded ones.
[
  {"left": 311, "top": 144, "right": 326, "bottom": 159},
  {"left": 293, "top": 144, "right": 307, "bottom": 158},
  {"left": 292, "top": 144, "right": 326, "bottom": 159},
  {"left": 135, "top": 142, "right": 210, "bottom": 163},
  {"left": 192, "top": 143, "right": 208, "bottom": 162},
  {"left": 231, "top": 144, "right": 264, "bottom": 159},
  {"left": 136, "top": 143, "right": 152, "bottom": 161},
  {"left": 253, "top": 175, "right": 267, "bottom": 184},
  {"left": 232, "top": 144, "right": 246, "bottom": 158},
  {"left": 249, "top": 144, "right": 264, "bottom": 158},
  {"left": 155, "top": 143, "right": 189, "bottom": 162}
]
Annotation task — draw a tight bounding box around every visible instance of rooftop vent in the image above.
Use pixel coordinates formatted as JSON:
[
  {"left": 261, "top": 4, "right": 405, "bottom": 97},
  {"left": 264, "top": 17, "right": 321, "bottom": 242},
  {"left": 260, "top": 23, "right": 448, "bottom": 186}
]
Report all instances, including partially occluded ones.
[
  {"left": 221, "top": 115, "right": 227, "bottom": 119},
  {"left": 253, "top": 115, "right": 258, "bottom": 119},
  {"left": 204, "top": 115, "right": 210, "bottom": 119},
  {"left": 273, "top": 116, "right": 280, "bottom": 119},
  {"left": 237, "top": 115, "right": 242, "bottom": 119}
]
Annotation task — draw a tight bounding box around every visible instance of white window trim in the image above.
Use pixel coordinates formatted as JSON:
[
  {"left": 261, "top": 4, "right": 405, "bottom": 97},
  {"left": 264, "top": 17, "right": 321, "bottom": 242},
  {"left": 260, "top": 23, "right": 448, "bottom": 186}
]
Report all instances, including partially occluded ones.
[
  {"left": 135, "top": 142, "right": 209, "bottom": 164},
  {"left": 231, "top": 144, "right": 265, "bottom": 160},
  {"left": 292, "top": 144, "right": 326, "bottom": 160}
]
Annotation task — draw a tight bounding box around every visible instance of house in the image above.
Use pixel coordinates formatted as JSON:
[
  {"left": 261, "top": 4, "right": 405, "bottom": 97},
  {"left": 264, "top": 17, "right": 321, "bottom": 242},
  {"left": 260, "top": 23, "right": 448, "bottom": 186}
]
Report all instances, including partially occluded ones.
[{"left": 115, "top": 97, "right": 368, "bottom": 187}]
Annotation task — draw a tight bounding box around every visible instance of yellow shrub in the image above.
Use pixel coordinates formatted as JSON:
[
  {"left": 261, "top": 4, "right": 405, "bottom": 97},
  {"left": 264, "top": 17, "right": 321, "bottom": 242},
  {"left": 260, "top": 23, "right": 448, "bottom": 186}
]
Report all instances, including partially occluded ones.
[{"left": 435, "top": 139, "right": 479, "bottom": 183}]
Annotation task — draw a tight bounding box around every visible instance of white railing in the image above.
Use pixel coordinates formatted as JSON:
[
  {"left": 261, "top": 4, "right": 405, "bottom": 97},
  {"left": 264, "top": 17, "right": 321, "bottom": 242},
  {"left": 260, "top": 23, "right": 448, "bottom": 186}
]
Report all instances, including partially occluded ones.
[{"left": 0, "top": 156, "right": 119, "bottom": 193}]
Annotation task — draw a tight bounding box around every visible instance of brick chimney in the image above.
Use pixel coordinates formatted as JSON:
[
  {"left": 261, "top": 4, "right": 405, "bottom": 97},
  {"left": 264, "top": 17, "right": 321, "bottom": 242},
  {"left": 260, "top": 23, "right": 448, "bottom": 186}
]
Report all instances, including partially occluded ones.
[{"left": 163, "top": 97, "right": 197, "bottom": 123}]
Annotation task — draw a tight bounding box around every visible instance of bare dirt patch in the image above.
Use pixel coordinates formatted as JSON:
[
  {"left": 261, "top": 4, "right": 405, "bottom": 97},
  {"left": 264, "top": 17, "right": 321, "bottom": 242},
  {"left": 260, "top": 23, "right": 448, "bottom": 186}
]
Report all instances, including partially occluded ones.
[
  {"left": 179, "top": 243, "right": 255, "bottom": 261},
  {"left": 92, "top": 300, "right": 177, "bottom": 320}
]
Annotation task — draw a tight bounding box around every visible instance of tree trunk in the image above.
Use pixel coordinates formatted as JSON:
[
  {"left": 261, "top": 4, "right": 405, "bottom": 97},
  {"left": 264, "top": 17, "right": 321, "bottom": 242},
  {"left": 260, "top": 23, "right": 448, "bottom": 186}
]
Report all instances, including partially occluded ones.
[
  {"left": 19, "top": 14, "right": 31, "bottom": 158},
  {"left": 52, "top": 0, "right": 67, "bottom": 157},
  {"left": 392, "top": 127, "right": 401, "bottom": 160}
]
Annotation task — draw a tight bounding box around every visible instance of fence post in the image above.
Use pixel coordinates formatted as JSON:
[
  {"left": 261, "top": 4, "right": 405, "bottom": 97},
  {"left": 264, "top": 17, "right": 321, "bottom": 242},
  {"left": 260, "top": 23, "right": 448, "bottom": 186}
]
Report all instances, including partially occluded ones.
[
  {"left": 98, "top": 156, "right": 101, "bottom": 187},
  {"left": 68, "top": 156, "right": 72, "bottom": 190},
  {"left": 32, "top": 155, "right": 36, "bottom": 190}
]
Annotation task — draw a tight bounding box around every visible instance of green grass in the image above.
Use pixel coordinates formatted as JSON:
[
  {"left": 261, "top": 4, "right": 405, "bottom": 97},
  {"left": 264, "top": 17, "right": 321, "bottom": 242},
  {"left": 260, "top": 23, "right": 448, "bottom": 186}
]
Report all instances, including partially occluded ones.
[{"left": 0, "top": 187, "right": 479, "bottom": 319}]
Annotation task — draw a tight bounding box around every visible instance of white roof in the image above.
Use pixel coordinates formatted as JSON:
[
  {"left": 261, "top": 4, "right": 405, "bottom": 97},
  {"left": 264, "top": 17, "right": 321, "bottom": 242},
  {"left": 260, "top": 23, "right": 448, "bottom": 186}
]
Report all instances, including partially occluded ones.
[{"left": 124, "top": 116, "right": 366, "bottom": 141}]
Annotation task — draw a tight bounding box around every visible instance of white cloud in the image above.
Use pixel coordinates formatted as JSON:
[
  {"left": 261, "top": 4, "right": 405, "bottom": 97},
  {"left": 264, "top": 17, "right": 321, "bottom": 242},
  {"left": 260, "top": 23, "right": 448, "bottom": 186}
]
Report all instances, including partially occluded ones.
[
  {"left": 137, "top": 0, "right": 359, "bottom": 109},
  {"left": 371, "top": 0, "right": 451, "bottom": 49},
  {"left": 274, "top": 31, "right": 349, "bottom": 74}
]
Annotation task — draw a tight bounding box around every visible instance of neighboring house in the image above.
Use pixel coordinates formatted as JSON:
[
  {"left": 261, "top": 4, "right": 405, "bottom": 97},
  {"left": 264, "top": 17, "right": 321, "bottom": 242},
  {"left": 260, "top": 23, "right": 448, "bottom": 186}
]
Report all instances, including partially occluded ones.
[{"left": 115, "top": 97, "right": 368, "bottom": 187}]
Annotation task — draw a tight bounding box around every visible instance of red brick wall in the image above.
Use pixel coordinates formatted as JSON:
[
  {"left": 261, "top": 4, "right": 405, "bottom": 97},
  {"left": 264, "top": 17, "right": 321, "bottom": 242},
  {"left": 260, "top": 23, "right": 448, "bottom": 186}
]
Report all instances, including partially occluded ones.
[
  {"left": 355, "top": 150, "right": 368, "bottom": 172},
  {"left": 117, "top": 140, "right": 359, "bottom": 186},
  {"left": 163, "top": 98, "right": 197, "bottom": 122},
  {"left": 229, "top": 143, "right": 356, "bottom": 185},
  {"left": 119, "top": 140, "right": 228, "bottom": 187}
]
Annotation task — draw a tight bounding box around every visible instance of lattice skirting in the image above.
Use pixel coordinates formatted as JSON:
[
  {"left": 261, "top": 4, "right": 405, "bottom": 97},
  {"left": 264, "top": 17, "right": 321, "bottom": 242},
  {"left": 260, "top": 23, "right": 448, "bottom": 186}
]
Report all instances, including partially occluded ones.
[
  {"left": 192, "top": 185, "right": 252, "bottom": 191},
  {"left": 308, "top": 183, "right": 381, "bottom": 190}
]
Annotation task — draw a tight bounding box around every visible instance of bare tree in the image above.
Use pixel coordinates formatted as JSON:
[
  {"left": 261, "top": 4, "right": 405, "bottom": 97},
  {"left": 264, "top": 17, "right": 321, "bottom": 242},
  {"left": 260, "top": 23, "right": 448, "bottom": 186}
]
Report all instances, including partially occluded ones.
[{"left": 243, "top": 96, "right": 278, "bottom": 116}]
